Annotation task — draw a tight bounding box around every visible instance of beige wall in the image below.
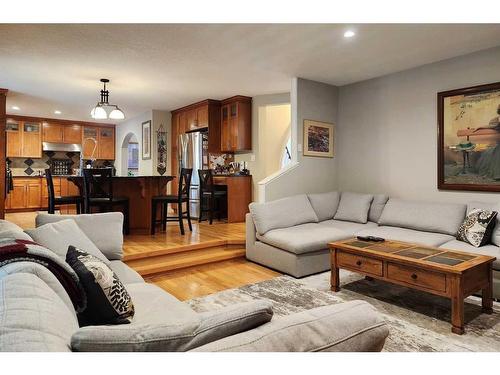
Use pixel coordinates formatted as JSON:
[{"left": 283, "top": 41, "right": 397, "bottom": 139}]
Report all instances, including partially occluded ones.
[
  {"left": 235, "top": 93, "right": 290, "bottom": 201},
  {"left": 262, "top": 78, "right": 339, "bottom": 202},
  {"left": 260, "top": 104, "right": 291, "bottom": 177},
  {"left": 337, "top": 46, "right": 500, "bottom": 204}
]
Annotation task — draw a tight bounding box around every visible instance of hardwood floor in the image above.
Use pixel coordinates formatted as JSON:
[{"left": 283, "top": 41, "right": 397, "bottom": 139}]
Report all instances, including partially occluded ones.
[{"left": 5, "top": 211, "right": 280, "bottom": 299}]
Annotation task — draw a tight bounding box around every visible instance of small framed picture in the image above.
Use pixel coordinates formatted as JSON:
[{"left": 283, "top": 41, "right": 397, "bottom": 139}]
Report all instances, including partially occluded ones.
[
  {"left": 142, "top": 120, "right": 151, "bottom": 160},
  {"left": 303, "top": 119, "right": 334, "bottom": 158}
]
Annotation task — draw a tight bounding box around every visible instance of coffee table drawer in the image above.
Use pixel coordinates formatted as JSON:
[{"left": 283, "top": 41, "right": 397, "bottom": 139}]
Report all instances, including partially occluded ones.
[
  {"left": 337, "top": 252, "right": 383, "bottom": 276},
  {"left": 387, "top": 263, "right": 446, "bottom": 292}
]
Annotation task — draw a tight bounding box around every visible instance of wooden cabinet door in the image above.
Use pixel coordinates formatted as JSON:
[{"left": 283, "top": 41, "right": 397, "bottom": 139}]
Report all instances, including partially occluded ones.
[
  {"left": 229, "top": 103, "right": 238, "bottom": 151},
  {"left": 82, "top": 127, "right": 99, "bottom": 159},
  {"left": 98, "top": 127, "right": 115, "bottom": 160},
  {"left": 186, "top": 108, "right": 198, "bottom": 131},
  {"left": 8, "top": 180, "right": 27, "bottom": 209},
  {"left": 6, "top": 119, "right": 22, "bottom": 157},
  {"left": 63, "top": 124, "right": 82, "bottom": 144},
  {"left": 42, "top": 123, "right": 64, "bottom": 143},
  {"left": 196, "top": 105, "right": 209, "bottom": 129},
  {"left": 22, "top": 122, "right": 42, "bottom": 158},
  {"left": 26, "top": 180, "right": 41, "bottom": 208},
  {"left": 178, "top": 111, "right": 188, "bottom": 134},
  {"left": 221, "top": 105, "right": 231, "bottom": 152}
]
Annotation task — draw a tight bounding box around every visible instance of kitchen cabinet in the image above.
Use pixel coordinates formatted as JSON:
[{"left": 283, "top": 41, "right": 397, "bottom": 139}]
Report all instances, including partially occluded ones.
[
  {"left": 82, "top": 126, "right": 99, "bottom": 159},
  {"left": 98, "top": 127, "right": 115, "bottom": 160},
  {"left": 26, "top": 180, "right": 41, "bottom": 208},
  {"left": 63, "top": 124, "right": 82, "bottom": 144},
  {"left": 197, "top": 105, "right": 209, "bottom": 128},
  {"left": 220, "top": 96, "right": 252, "bottom": 152},
  {"left": 42, "top": 123, "right": 64, "bottom": 143},
  {"left": 186, "top": 108, "right": 198, "bottom": 131},
  {"left": 6, "top": 119, "right": 42, "bottom": 158}
]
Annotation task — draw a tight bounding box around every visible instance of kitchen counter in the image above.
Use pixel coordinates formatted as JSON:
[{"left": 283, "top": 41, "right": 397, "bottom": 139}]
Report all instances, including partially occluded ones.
[{"left": 212, "top": 175, "right": 252, "bottom": 222}]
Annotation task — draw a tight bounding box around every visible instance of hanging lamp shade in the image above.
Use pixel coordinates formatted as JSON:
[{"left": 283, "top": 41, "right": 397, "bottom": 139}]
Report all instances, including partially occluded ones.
[
  {"left": 91, "top": 104, "right": 108, "bottom": 119},
  {"left": 90, "top": 79, "right": 125, "bottom": 120},
  {"left": 109, "top": 106, "right": 125, "bottom": 120}
]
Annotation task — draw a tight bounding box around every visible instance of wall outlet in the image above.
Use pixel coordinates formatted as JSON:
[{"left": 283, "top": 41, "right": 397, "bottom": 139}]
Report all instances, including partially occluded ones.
[{"left": 250, "top": 154, "right": 256, "bottom": 162}]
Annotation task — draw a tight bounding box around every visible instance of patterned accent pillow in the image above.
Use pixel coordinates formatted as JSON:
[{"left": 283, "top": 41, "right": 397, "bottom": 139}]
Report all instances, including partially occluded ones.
[
  {"left": 66, "top": 246, "right": 134, "bottom": 326},
  {"left": 456, "top": 209, "right": 498, "bottom": 247}
]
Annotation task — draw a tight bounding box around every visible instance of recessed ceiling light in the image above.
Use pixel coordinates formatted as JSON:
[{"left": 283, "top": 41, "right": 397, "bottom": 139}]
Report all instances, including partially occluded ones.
[
  {"left": 344, "top": 30, "right": 356, "bottom": 38},
  {"left": 11, "top": 106, "right": 20, "bottom": 110},
  {"left": 54, "top": 110, "right": 62, "bottom": 115}
]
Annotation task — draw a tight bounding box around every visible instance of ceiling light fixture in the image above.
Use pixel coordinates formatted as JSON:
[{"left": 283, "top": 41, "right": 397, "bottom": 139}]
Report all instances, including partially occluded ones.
[
  {"left": 54, "top": 110, "right": 62, "bottom": 115},
  {"left": 344, "top": 30, "right": 356, "bottom": 38},
  {"left": 90, "top": 78, "right": 125, "bottom": 120},
  {"left": 11, "top": 106, "right": 20, "bottom": 110}
]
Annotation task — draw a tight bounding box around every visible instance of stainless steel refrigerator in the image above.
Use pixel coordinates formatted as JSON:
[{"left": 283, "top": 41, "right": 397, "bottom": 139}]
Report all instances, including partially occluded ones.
[{"left": 178, "top": 131, "right": 209, "bottom": 218}]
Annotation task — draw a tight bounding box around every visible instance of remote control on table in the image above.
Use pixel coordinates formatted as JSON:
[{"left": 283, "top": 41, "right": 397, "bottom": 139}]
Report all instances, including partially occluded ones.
[{"left": 356, "top": 236, "right": 385, "bottom": 242}]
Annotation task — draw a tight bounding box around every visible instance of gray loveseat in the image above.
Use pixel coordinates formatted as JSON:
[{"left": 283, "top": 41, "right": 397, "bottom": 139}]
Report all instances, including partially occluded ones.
[
  {"left": 0, "top": 213, "right": 388, "bottom": 352},
  {"left": 247, "top": 192, "right": 500, "bottom": 297}
]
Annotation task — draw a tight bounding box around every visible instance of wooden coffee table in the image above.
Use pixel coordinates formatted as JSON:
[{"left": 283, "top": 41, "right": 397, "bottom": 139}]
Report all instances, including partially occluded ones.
[{"left": 329, "top": 238, "right": 495, "bottom": 334}]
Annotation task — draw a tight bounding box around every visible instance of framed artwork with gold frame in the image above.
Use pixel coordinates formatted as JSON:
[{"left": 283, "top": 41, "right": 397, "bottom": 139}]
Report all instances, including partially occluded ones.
[{"left": 303, "top": 119, "right": 334, "bottom": 158}]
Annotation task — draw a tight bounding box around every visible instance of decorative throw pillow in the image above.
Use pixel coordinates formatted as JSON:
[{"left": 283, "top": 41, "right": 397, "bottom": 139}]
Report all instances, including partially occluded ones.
[
  {"left": 456, "top": 209, "right": 498, "bottom": 247},
  {"left": 66, "top": 246, "right": 134, "bottom": 326}
]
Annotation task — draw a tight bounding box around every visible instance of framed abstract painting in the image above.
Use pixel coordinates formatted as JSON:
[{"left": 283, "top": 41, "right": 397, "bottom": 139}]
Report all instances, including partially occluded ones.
[
  {"left": 142, "top": 120, "right": 151, "bottom": 160},
  {"left": 303, "top": 119, "right": 334, "bottom": 158},
  {"left": 438, "top": 82, "right": 500, "bottom": 192}
]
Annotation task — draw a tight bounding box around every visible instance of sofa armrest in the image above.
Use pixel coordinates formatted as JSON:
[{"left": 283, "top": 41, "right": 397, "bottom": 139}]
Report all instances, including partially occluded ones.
[
  {"left": 191, "top": 300, "right": 388, "bottom": 352},
  {"left": 246, "top": 213, "right": 256, "bottom": 247}
]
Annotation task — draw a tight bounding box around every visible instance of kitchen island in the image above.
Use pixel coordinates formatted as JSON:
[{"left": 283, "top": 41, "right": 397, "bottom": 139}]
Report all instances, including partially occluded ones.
[{"left": 68, "top": 175, "right": 174, "bottom": 234}]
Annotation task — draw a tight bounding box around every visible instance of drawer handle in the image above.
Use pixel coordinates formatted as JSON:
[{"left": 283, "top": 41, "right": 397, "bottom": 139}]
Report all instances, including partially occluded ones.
[
  {"left": 356, "top": 260, "right": 362, "bottom": 266},
  {"left": 411, "top": 273, "right": 418, "bottom": 280}
]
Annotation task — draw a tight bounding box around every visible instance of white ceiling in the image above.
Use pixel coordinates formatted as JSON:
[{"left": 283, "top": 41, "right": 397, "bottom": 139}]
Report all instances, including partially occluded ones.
[{"left": 1, "top": 24, "right": 500, "bottom": 123}]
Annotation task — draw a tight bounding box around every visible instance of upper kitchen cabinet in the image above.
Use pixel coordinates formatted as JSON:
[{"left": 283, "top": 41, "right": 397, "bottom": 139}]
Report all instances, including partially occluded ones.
[
  {"left": 98, "top": 127, "right": 115, "bottom": 160},
  {"left": 43, "top": 122, "right": 81, "bottom": 144},
  {"left": 220, "top": 96, "right": 252, "bottom": 152},
  {"left": 82, "top": 126, "right": 99, "bottom": 159},
  {"left": 6, "top": 119, "right": 42, "bottom": 158}
]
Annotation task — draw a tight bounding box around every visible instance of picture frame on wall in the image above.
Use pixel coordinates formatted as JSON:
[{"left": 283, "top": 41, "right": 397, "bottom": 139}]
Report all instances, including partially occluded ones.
[
  {"left": 303, "top": 119, "right": 334, "bottom": 158},
  {"left": 142, "top": 120, "right": 151, "bottom": 160},
  {"left": 438, "top": 81, "right": 500, "bottom": 192}
]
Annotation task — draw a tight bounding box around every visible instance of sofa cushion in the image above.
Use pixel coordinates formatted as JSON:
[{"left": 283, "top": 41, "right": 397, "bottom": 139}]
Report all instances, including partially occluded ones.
[
  {"left": 66, "top": 246, "right": 135, "bottom": 326},
  {"left": 439, "top": 240, "right": 500, "bottom": 271},
  {"left": 318, "top": 219, "right": 378, "bottom": 237},
  {"left": 36, "top": 212, "right": 124, "bottom": 260},
  {"left": 456, "top": 209, "right": 498, "bottom": 247},
  {"left": 356, "top": 226, "right": 454, "bottom": 247},
  {"left": 71, "top": 300, "right": 273, "bottom": 352},
  {"left": 307, "top": 191, "right": 340, "bottom": 222},
  {"left": 368, "top": 194, "right": 389, "bottom": 223},
  {"left": 109, "top": 260, "right": 144, "bottom": 284},
  {"left": 249, "top": 194, "right": 319, "bottom": 235},
  {"left": 25, "top": 219, "right": 109, "bottom": 264},
  {"left": 467, "top": 202, "right": 500, "bottom": 247},
  {"left": 192, "top": 300, "right": 388, "bottom": 352},
  {"left": 0, "top": 273, "right": 79, "bottom": 352},
  {"left": 257, "top": 223, "right": 349, "bottom": 255},
  {"left": 0, "top": 219, "right": 24, "bottom": 233},
  {"left": 378, "top": 199, "right": 466, "bottom": 236},
  {"left": 0, "top": 229, "right": 33, "bottom": 241},
  {"left": 334, "top": 192, "right": 374, "bottom": 224}
]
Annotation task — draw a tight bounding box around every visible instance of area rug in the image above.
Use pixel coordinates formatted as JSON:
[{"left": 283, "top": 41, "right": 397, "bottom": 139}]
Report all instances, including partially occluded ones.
[{"left": 187, "top": 270, "right": 500, "bottom": 352}]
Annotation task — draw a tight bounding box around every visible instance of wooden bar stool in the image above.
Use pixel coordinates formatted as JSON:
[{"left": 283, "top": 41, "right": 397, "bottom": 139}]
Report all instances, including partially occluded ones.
[
  {"left": 198, "top": 169, "right": 227, "bottom": 224},
  {"left": 44, "top": 168, "right": 83, "bottom": 214},
  {"left": 151, "top": 168, "right": 193, "bottom": 235},
  {"left": 82, "top": 168, "right": 130, "bottom": 234}
]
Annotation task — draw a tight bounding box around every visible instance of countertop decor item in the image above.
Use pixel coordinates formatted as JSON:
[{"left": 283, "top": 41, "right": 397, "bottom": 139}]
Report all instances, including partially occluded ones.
[
  {"left": 303, "top": 119, "right": 334, "bottom": 158},
  {"left": 90, "top": 78, "right": 125, "bottom": 120},
  {"left": 438, "top": 81, "right": 500, "bottom": 192},
  {"left": 156, "top": 124, "right": 167, "bottom": 175}
]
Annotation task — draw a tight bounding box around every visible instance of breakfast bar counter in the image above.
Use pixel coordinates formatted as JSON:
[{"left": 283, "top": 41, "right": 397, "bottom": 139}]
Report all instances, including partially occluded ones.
[{"left": 68, "top": 175, "right": 174, "bottom": 234}]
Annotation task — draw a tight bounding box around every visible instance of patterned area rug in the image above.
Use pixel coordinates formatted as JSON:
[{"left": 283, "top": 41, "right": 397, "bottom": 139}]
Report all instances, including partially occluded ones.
[{"left": 187, "top": 270, "right": 500, "bottom": 352}]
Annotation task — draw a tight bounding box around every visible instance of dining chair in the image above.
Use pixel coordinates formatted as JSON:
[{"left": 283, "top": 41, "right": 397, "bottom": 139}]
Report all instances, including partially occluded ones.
[
  {"left": 198, "top": 169, "right": 227, "bottom": 224},
  {"left": 44, "top": 168, "right": 83, "bottom": 214}
]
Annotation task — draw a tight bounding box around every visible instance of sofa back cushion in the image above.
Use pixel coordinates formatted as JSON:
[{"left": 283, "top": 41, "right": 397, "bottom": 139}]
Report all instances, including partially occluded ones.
[
  {"left": 378, "top": 199, "right": 466, "bottom": 236},
  {"left": 36, "top": 212, "right": 124, "bottom": 260},
  {"left": 467, "top": 202, "right": 500, "bottom": 246},
  {"left": 334, "top": 192, "right": 374, "bottom": 224},
  {"left": 368, "top": 194, "right": 389, "bottom": 223},
  {"left": 249, "top": 195, "right": 319, "bottom": 235},
  {"left": 307, "top": 191, "right": 340, "bottom": 222},
  {"left": 0, "top": 219, "right": 24, "bottom": 233},
  {"left": 25, "top": 219, "right": 110, "bottom": 264},
  {"left": 0, "top": 273, "right": 79, "bottom": 352}
]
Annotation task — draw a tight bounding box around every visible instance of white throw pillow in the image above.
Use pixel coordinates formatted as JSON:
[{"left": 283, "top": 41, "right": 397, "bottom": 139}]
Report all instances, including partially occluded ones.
[
  {"left": 25, "top": 219, "right": 109, "bottom": 264},
  {"left": 0, "top": 229, "right": 33, "bottom": 241},
  {"left": 36, "top": 213, "right": 124, "bottom": 260},
  {"left": 334, "top": 192, "right": 374, "bottom": 224}
]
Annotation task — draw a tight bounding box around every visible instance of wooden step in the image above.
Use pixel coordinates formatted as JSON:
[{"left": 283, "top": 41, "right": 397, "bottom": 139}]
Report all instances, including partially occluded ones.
[{"left": 126, "top": 245, "right": 246, "bottom": 276}]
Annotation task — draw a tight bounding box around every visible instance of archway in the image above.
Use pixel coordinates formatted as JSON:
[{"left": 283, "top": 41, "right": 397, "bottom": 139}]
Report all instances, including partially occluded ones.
[{"left": 120, "top": 132, "right": 139, "bottom": 176}]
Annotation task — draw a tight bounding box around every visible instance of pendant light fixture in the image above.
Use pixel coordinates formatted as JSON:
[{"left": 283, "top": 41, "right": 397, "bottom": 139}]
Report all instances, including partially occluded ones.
[{"left": 90, "top": 78, "right": 125, "bottom": 120}]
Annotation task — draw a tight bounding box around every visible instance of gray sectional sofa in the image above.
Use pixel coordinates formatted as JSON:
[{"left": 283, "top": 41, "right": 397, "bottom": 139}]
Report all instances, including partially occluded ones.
[
  {"left": 0, "top": 213, "right": 389, "bottom": 352},
  {"left": 247, "top": 192, "right": 500, "bottom": 297}
]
